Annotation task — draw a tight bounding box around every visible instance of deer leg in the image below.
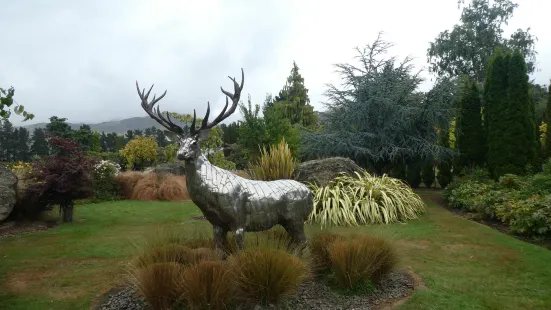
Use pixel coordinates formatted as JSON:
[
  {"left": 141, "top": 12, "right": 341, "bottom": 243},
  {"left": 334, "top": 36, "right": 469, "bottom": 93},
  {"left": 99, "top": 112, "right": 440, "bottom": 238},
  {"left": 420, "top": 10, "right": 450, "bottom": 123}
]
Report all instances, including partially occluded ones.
[
  {"left": 213, "top": 225, "right": 229, "bottom": 253},
  {"left": 234, "top": 228, "right": 245, "bottom": 251},
  {"left": 283, "top": 221, "right": 307, "bottom": 251}
]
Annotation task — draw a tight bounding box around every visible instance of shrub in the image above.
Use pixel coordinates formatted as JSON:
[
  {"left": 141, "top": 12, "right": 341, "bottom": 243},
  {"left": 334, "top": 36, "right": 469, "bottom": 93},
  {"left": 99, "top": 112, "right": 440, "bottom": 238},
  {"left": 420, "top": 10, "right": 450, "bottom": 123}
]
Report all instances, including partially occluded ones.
[
  {"left": 26, "top": 136, "right": 96, "bottom": 222},
  {"left": 115, "top": 171, "right": 145, "bottom": 199},
  {"left": 120, "top": 136, "right": 158, "bottom": 170},
  {"left": 158, "top": 175, "right": 189, "bottom": 201},
  {"left": 496, "top": 195, "right": 551, "bottom": 237},
  {"left": 309, "top": 232, "right": 344, "bottom": 274},
  {"left": 421, "top": 162, "right": 435, "bottom": 188},
  {"left": 248, "top": 138, "right": 296, "bottom": 181},
  {"left": 129, "top": 262, "right": 183, "bottom": 310},
  {"left": 498, "top": 174, "right": 527, "bottom": 190},
  {"left": 232, "top": 248, "right": 307, "bottom": 306},
  {"left": 528, "top": 173, "right": 551, "bottom": 195},
  {"left": 328, "top": 235, "right": 397, "bottom": 289},
  {"left": 308, "top": 171, "right": 425, "bottom": 228},
  {"left": 445, "top": 179, "right": 493, "bottom": 211},
  {"left": 92, "top": 160, "right": 121, "bottom": 201},
  {"left": 132, "top": 244, "right": 217, "bottom": 269},
  {"left": 129, "top": 173, "right": 189, "bottom": 201},
  {"left": 180, "top": 261, "right": 235, "bottom": 310}
]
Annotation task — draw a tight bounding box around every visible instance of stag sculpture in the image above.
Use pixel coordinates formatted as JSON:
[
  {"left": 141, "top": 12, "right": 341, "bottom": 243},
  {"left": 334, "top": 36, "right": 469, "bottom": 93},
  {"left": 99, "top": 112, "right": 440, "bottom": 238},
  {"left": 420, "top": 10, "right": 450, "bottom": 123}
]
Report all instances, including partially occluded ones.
[{"left": 135, "top": 69, "right": 313, "bottom": 250}]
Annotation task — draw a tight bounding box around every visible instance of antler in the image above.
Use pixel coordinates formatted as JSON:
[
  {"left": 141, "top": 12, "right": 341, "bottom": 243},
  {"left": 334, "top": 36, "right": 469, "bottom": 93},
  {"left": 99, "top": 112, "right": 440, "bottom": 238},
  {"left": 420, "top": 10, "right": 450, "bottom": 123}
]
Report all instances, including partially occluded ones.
[
  {"left": 190, "top": 68, "right": 244, "bottom": 136},
  {"left": 136, "top": 82, "right": 185, "bottom": 136}
]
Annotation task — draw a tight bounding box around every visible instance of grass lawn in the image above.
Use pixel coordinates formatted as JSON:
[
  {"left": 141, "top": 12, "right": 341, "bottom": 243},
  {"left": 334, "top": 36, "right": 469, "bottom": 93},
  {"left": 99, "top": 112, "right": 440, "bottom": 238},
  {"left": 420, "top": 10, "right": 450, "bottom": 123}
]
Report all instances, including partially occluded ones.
[{"left": 1, "top": 191, "right": 551, "bottom": 310}]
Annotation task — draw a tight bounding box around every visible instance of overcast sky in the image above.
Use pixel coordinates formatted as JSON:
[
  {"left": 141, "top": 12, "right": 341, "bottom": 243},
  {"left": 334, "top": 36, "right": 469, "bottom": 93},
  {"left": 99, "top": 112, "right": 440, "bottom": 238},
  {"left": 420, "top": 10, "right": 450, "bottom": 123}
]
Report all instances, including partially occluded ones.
[{"left": 2, "top": 0, "right": 550, "bottom": 127}]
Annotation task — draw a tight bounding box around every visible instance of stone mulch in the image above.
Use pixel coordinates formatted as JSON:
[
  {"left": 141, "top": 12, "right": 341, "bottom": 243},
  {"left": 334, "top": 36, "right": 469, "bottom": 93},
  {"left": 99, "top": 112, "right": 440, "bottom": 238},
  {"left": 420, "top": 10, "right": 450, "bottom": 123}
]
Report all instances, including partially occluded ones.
[
  {"left": 95, "top": 270, "right": 417, "bottom": 310},
  {"left": 0, "top": 220, "right": 58, "bottom": 239}
]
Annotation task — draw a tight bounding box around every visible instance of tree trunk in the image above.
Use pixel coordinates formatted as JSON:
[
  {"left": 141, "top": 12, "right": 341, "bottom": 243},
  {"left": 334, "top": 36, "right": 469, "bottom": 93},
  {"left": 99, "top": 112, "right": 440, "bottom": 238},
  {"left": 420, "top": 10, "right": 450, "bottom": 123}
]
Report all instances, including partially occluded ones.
[{"left": 61, "top": 203, "right": 74, "bottom": 223}]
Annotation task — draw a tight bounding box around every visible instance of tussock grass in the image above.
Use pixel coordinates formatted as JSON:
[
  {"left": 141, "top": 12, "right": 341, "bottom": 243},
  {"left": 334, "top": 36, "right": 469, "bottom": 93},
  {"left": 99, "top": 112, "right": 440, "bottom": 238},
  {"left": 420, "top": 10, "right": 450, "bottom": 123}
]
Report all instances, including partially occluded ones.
[
  {"left": 115, "top": 171, "right": 145, "bottom": 199},
  {"left": 117, "top": 172, "right": 190, "bottom": 201},
  {"left": 180, "top": 261, "right": 235, "bottom": 310},
  {"left": 328, "top": 235, "right": 398, "bottom": 289},
  {"left": 231, "top": 248, "right": 307, "bottom": 306},
  {"left": 129, "top": 262, "right": 183, "bottom": 310}
]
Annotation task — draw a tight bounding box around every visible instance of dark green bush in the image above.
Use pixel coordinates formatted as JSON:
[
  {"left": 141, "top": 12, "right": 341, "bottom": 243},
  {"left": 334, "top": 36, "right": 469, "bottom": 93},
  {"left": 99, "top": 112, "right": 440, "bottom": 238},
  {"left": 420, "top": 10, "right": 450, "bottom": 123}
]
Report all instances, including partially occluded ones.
[
  {"left": 421, "top": 162, "right": 435, "bottom": 188},
  {"left": 496, "top": 195, "right": 551, "bottom": 236}
]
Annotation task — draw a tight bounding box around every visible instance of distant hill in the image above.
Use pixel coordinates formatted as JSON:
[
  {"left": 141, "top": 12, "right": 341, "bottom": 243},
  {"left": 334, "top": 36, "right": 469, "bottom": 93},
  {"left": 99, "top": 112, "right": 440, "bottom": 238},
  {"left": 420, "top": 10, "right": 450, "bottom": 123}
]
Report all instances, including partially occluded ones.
[
  {"left": 20, "top": 116, "right": 187, "bottom": 134},
  {"left": 20, "top": 110, "right": 326, "bottom": 134}
]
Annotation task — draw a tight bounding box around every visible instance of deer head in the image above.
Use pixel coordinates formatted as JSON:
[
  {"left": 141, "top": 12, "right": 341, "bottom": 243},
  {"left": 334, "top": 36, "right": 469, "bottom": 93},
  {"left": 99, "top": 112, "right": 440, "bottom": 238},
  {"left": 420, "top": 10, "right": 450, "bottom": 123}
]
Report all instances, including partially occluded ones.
[{"left": 136, "top": 69, "right": 244, "bottom": 161}]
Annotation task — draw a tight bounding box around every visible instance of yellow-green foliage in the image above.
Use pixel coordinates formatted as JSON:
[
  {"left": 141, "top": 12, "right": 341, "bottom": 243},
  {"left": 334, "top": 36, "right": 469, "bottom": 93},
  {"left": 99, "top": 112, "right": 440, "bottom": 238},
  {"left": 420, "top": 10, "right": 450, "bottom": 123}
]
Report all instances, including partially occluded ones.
[
  {"left": 119, "top": 136, "right": 158, "bottom": 170},
  {"left": 308, "top": 171, "right": 425, "bottom": 228},
  {"left": 248, "top": 138, "right": 296, "bottom": 181},
  {"left": 540, "top": 121, "right": 546, "bottom": 147}
]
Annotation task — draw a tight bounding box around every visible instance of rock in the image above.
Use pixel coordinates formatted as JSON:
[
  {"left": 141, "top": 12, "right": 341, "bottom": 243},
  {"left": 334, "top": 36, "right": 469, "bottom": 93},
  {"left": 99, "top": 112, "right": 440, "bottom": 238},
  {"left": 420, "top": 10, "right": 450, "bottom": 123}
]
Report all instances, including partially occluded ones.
[
  {"left": 148, "top": 161, "right": 185, "bottom": 176},
  {"left": 0, "top": 165, "right": 18, "bottom": 222},
  {"left": 293, "top": 157, "right": 363, "bottom": 187}
]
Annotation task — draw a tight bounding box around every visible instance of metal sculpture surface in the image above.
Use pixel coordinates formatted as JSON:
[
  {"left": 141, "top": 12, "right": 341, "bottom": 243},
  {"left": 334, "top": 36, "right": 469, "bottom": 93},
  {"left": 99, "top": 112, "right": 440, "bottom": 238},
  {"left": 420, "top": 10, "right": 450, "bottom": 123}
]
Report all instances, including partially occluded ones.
[{"left": 135, "top": 69, "right": 313, "bottom": 250}]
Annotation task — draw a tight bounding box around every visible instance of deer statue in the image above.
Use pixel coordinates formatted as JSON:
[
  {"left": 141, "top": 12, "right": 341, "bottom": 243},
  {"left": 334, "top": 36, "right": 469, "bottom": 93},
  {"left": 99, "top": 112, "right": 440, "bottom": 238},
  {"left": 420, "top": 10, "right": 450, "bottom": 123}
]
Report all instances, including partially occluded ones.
[{"left": 135, "top": 69, "right": 313, "bottom": 251}]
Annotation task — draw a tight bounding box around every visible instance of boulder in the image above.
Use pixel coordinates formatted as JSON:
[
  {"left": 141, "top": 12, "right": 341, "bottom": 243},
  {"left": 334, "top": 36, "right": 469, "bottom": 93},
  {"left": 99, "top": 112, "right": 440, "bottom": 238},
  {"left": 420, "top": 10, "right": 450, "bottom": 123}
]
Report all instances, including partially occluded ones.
[
  {"left": 293, "top": 157, "right": 363, "bottom": 187},
  {"left": 148, "top": 161, "right": 185, "bottom": 176},
  {"left": 0, "top": 165, "right": 18, "bottom": 222}
]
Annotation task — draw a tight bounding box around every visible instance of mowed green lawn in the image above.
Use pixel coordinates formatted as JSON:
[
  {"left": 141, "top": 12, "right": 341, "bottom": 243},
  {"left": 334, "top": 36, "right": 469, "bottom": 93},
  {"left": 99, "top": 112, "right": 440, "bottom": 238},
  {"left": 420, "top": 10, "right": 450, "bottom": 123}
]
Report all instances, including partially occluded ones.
[{"left": 1, "top": 191, "right": 551, "bottom": 310}]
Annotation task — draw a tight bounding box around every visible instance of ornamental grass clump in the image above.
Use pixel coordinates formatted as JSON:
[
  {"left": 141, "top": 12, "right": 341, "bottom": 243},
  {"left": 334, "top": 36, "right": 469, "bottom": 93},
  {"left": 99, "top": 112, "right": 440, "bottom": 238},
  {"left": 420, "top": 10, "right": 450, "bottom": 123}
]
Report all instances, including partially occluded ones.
[
  {"left": 248, "top": 138, "right": 296, "bottom": 181},
  {"left": 328, "top": 235, "right": 398, "bottom": 289},
  {"left": 308, "top": 170, "right": 425, "bottom": 228},
  {"left": 231, "top": 248, "right": 308, "bottom": 306},
  {"left": 179, "top": 261, "right": 236, "bottom": 310}
]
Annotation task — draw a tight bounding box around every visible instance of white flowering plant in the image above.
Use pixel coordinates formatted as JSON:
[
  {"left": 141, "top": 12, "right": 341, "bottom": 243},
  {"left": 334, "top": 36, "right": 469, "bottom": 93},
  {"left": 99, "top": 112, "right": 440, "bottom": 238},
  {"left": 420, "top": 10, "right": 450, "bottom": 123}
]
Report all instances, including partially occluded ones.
[{"left": 92, "top": 160, "right": 121, "bottom": 201}]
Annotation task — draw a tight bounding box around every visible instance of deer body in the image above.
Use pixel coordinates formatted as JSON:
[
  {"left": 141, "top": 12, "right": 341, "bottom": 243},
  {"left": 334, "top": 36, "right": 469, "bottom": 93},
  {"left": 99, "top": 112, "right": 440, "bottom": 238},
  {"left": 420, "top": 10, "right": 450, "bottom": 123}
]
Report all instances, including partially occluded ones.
[
  {"left": 136, "top": 69, "right": 313, "bottom": 250},
  {"left": 185, "top": 154, "right": 313, "bottom": 249}
]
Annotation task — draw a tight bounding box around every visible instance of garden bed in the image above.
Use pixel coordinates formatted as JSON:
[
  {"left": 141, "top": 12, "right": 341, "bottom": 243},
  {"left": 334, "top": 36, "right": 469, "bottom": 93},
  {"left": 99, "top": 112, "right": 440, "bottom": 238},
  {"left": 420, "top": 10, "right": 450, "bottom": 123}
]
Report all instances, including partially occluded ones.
[
  {"left": 94, "top": 270, "right": 416, "bottom": 310},
  {"left": 0, "top": 220, "right": 58, "bottom": 239},
  {"left": 426, "top": 192, "right": 551, "bottom": 250}
]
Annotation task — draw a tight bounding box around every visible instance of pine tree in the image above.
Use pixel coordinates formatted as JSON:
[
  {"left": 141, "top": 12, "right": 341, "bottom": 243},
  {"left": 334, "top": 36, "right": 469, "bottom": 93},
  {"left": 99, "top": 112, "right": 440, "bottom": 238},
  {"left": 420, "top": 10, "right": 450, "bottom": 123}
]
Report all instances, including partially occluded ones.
[
  {"left": 16, "top": 127, "right": 30, "bottom": 161},
  {"left": 125, "top": 130, "right": 135, "bottom": 143},
  {"left": 45, "top": 116, "right": 73, "bottom": 138},
  {"left": 272, "top": 62, "right": 318, "bottom": 128},
  {"left": 1, "top": 120, "right": 16, "bottom": 161},
  {"left": 437, "top": 129, "right": 453, "bottom": 188},
  {"left": 544, "top": 85, "right": 551, "bottom": 159},
  {"left": 456, "top": 78, "right": 486, "bottom": 169},
  {"left": 30, "top": 128, "right": 49, "bottom": 157}
]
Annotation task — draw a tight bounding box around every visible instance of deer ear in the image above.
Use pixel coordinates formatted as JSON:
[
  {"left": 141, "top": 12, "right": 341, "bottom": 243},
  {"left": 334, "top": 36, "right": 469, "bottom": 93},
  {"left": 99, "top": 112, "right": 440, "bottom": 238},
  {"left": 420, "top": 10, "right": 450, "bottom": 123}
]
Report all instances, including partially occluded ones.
[{"left": 197, "top": 129, "right": 211, "bottom": 141}]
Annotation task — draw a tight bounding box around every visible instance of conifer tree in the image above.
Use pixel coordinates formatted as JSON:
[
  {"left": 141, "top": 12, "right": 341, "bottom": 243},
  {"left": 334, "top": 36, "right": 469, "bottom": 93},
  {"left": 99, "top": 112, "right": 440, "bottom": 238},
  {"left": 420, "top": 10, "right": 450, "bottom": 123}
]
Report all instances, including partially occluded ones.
[
  {"left": 456, "top": 78, "right": 486, "bottom": 169},
  {"left": 437, "top": 129, "right": 453, "bottom": 188},
  {"left": 272, "top": 62, "right": 317, "bottom": 128},
  {"left": 544, "top": 85, "right": 551, "bottom": 159},
  {"left": 484, "top": 49, "right": 511, "bottom": 177},
  {"left": 484, "top": 49, "right": 536, "bottom": 177}
]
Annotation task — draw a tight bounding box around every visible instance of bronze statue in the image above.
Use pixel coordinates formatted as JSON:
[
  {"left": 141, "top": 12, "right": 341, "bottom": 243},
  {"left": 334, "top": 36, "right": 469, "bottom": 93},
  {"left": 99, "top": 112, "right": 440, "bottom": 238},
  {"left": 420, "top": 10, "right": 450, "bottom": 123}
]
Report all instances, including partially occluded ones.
[{"left": 136, "top": 69, "right": 313, "bottom": 250}]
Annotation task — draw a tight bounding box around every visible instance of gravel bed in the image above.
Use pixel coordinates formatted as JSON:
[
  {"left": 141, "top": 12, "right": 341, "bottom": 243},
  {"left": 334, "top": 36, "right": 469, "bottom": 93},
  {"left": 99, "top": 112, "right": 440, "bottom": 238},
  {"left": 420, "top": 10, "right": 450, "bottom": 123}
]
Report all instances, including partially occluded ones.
[
  {"left": 0, "top": 220, "right": 58, "bottom": 239},
  {"left": 96, "top": 286, "right": 148, "bottom": 310},
  {"left": 95, "top": 270, "right": 414, "bottom": 310}
]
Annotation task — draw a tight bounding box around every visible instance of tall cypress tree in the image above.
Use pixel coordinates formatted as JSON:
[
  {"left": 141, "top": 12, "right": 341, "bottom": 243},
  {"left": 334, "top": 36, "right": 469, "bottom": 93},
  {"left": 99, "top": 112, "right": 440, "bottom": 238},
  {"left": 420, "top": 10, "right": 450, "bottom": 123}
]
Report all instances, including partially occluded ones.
[
  {"left": 484, "top": 49, "right": 511, "bottom": 178},
  {"left": 544, "top": 85, "right": 551, "bottom": 159},
  {"left": 485, "top": 49, "right": 536, "bottom": 177},
  {"left": 16, "top": 127, "right": 30, "bottom": 161},
  {"left": 456, "top": 78, "right": 486, "bottom": 169}
]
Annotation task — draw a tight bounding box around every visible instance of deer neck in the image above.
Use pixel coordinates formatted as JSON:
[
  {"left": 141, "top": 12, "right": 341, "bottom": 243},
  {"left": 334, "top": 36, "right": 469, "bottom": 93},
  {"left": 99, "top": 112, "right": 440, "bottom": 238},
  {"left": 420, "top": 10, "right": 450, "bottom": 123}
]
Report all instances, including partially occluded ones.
[{"left": 184, "top": 153, "right": 212, "bottom": 189}]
